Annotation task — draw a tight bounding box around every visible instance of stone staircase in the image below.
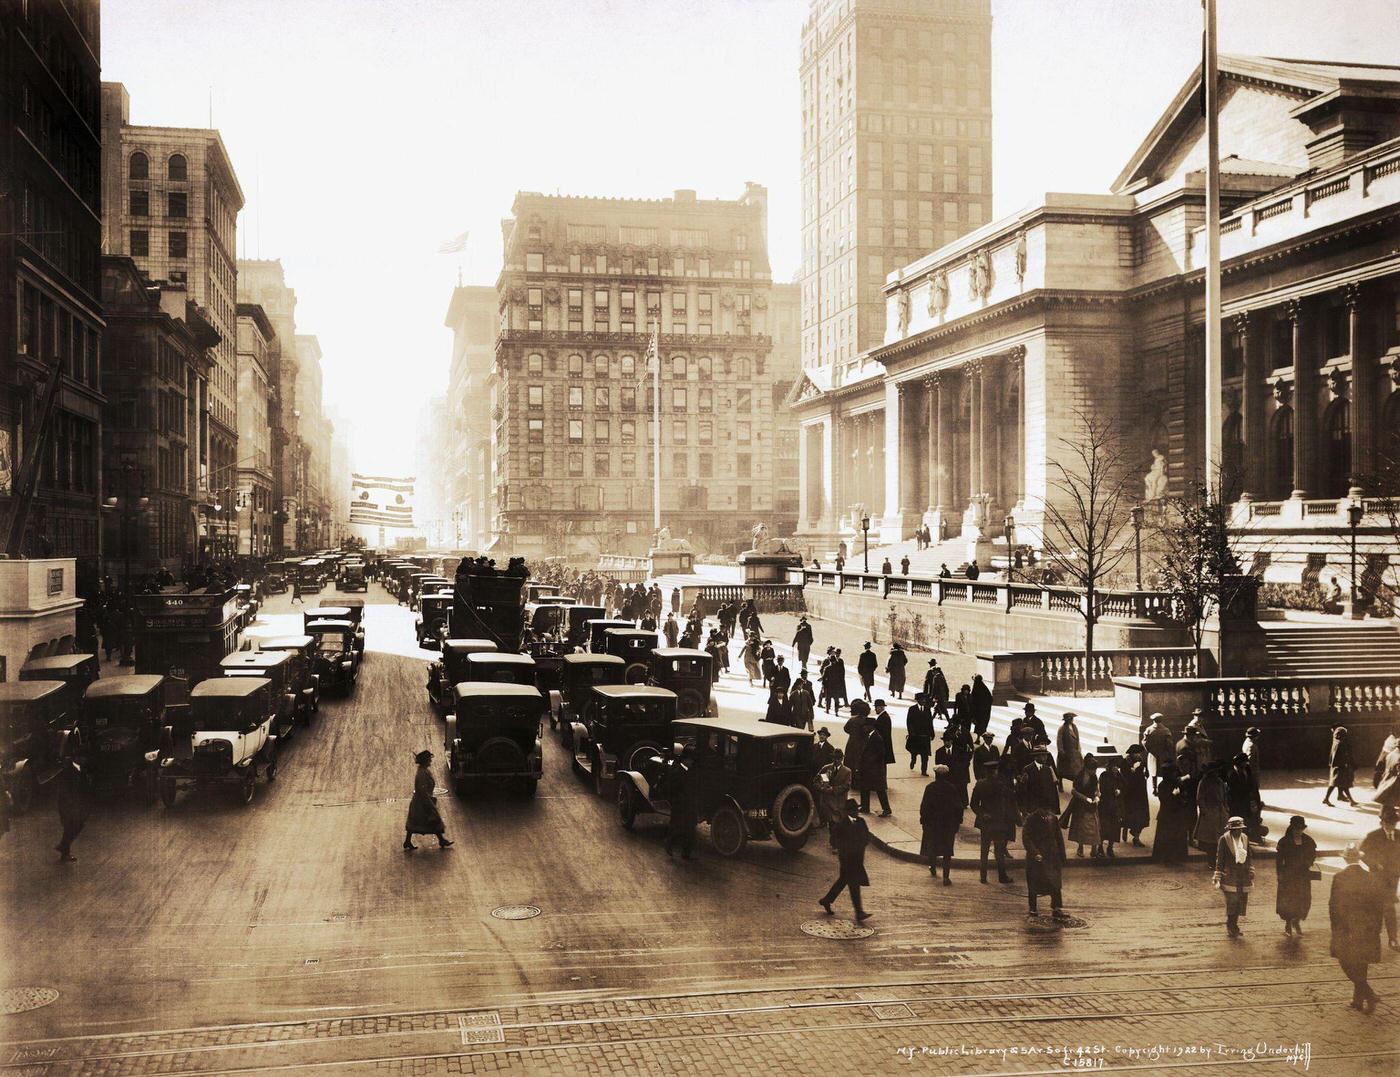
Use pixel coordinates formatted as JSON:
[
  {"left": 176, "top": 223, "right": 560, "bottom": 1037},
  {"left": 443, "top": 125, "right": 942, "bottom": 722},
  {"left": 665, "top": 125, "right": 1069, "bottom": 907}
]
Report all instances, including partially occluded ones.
[
  {"left": 821, "top": 532, "right": 1011, "bottom": 577},
  {"left": 1260, "top": 623, "right": 1400, "bottom": 677}
]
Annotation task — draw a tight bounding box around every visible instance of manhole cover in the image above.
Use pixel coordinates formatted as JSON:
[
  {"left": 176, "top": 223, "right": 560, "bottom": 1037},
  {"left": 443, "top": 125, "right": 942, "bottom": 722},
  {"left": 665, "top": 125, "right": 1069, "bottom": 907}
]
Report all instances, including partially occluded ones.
[
  {"left": 1026, "top": 913, "right": 1088, "bottom": 930},
  {"left": 0, "top": 988, "right": 59, "bottom": 1015},
  {"left": 870, "top": 1003, "right": 915, "bottom": 1020},
  {"left": 491, "top": 905, "right": 541, "bottom": 920},
  {"left": 801, "top": 919, "right": 875, "bottom": 940}
]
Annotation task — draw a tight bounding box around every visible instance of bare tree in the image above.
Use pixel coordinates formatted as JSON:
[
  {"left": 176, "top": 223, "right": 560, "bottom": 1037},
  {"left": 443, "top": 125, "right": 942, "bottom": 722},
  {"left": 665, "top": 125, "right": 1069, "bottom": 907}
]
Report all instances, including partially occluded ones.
[
  {"left": 1038, "top": 411, "right": 1137, "bottom": 689},
  {"left": 1154, "top": 487, "right": 1250, "bottom": 662}
]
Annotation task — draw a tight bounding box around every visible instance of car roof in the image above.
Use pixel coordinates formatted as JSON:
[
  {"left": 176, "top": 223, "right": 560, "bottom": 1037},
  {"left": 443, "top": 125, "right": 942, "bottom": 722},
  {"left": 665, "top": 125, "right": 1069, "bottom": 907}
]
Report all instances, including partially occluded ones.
[
  {"left": 587, "top": 618, "right": 633, "bottom": 627},
  {"left": 191, "top": 677, "right": 269, "bottom": 698},
  {"left": 0, "top": 681, "right": 68, "bottom": 703},
  {"left": 604, "top": 628, "right": 656, "bottom": 639},
  {"left": 652, "top": 648, "right": 708, "bottom": 659},
  {"left": 258, "top": 635, "right": 314, "bottom": 649},
  {"left": 422, "top": 590, "right": 455, "bottom": 600},
  {"left": 20, "top": 653, "right": 97, "bottom": 671},
  {"left": 86, "top": 675, "right": 164, "bottom": 698},
  {"left": 592, "top": 685, "right": 676, "bottom": 701},
  {"left": 443, "top": 638, "right": 498, "bottom": 654},
  {"left": 314, "top": 606, "right": 351, "bottom": 615},
  {"left": 221, "top": 651, "right": 292, "bottom": 669},
  {"left": 307, "top": 619, "right": 355, "bottom": 631},
  {"left": 467, "top": 652, "right": 535, "bottom": 666},
  {"left": 452, "top": 682, "right": 545, "bottom": 703},
  {"left": 563, "top": 652, "right": 625, "bottom": 666},
  {"left": 676, "top": 715, "right": 812, "bottom": 740},
  {"left": 339, "top": 599, "right": 366, "bottom": 608}
]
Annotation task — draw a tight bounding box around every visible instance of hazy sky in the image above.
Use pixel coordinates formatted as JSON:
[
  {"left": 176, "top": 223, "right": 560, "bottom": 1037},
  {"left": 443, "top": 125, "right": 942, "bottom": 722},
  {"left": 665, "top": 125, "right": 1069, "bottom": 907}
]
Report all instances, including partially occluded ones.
[{"left": 101, "top": 0, "right": 1400, "bottom": 475}]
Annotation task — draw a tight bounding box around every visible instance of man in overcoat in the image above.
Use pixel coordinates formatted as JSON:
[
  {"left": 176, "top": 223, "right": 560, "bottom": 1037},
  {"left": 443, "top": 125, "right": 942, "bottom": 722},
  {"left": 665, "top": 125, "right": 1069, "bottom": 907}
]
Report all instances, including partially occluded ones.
[
  {"left": 1021, "top": 806, "right": 1067, "bottom": 917},
  {"left": 856, "top": 643, "right": 878, "bottom": 702},
  {"left": 820, "top": 799, "right": 872, "bottom": 921},
  {"left": 970, "top": 759, "right": 1018, "bottom": 884},
  {"left": 919, "top": 765, "right": 964, "bottom": 886},
  {"left": 1331, "top": 843, "right": 1386, "bottom": 1013},
  {"left": 792, "top": 616, "right": 814, "bottom": 672},
  {"left": 968, "top": 674, "right": 993, "bottom": 737},
  {"left": 1017, "top": 744, "right": 1061, "bottom": 815}
]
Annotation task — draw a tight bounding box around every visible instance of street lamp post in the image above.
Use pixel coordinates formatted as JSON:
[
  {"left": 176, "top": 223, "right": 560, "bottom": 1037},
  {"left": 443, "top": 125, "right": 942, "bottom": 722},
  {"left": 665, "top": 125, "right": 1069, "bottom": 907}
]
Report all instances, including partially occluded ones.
[
  {"left": 1347, "top": 502, "right": 1364, "bottom": 619},
  {"left": 1003, "top": 515, "right": 1016, "bottom": 583},
  {"left": 1131, "top": 504, "right": 1145, "bottom": 590},
  {"left": 860, "top": 514, "right": 871, "bottom": 574}
]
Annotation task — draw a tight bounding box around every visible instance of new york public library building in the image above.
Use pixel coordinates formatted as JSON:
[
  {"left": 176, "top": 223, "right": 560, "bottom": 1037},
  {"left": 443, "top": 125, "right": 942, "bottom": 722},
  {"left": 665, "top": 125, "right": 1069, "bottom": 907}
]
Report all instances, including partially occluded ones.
[{"left": 792, "top": 56, "right": 1400, "bottom": 598}]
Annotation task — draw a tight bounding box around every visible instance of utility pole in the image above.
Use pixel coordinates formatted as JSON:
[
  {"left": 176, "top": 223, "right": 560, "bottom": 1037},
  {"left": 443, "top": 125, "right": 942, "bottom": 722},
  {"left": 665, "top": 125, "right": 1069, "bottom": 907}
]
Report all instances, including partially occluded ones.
[{"left": 1203, "top": 0, "right": 1223, "bottom": 501}]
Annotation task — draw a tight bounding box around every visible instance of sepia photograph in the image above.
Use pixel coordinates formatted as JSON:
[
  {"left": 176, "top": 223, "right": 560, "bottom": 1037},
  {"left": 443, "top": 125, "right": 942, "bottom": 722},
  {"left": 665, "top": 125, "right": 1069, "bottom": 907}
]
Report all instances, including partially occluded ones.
[{"left": 1, "top": 0, "right": 1399, "bottom": 1072}]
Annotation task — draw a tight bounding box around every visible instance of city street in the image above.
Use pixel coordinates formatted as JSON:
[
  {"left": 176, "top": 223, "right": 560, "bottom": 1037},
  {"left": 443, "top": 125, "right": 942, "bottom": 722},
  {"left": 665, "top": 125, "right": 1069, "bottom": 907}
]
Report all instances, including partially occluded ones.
[{"left": 0, "top": 585, "right": 1394, "bottom": 1074}]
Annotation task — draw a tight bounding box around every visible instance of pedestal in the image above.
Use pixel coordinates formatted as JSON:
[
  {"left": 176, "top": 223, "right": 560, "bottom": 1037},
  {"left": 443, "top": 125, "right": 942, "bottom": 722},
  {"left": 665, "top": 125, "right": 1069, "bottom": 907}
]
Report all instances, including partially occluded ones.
[
  {"left": 648, "top": 548, "right": 694, "bottom": 577},
  {"left": 0, "top": 558, "right": 83, "bottom": 680},
  {"left": 737, "top": 551, "right": 803, "bottom": 584}
]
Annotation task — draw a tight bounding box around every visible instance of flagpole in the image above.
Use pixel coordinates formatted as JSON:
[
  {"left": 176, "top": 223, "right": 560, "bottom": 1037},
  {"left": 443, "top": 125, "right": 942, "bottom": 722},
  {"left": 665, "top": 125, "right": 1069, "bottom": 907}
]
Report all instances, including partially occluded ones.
[
  {"left": 651, "top": 319, "right": 662, "bottom": 533},
  {"left": 1203, "top": 0, "right": 1223, "bottom": 500}
]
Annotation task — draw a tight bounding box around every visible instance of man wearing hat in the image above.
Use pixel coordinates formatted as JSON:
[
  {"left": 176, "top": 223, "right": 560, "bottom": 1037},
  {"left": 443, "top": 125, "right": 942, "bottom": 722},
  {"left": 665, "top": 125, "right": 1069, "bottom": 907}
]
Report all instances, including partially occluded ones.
[
  {"left": 972, "top": 730, "right": 1001, "bottom": 782},
  {"left": 404, "top": 751, "right": 453, "bottom": 852},
  {"left": 1241, "top": 726, "right": 1263, "bottom": 790},
  {"left": 1141, "top": 712, "right": 1175, "bottom": 792},
  {"left": 664, "top": 744, "right": 698, "bottom": 860},
  {"left": 1212, "top": 816, "right": 1254, "bottom": 937},
  {"left": 856, "top": 642, "right": 879, "bottom": 702},
  {"left": 1331, "top": 842, "right": 1386, "bottom": 1013},
  {"left": 791, "top": 615, "right": 814, "bottom": 673},
  {"left": 970, "top": 758, "right": 1017, "bottom": 884},
  {"left": 814, "top": 744, "right": 851, "bottom": 844},
  {"left": 1021, "top": 804, "right": 1067, "bottom": 918},
  {"left": 1360, "top": 805, "right": 1400, "bottom": 951},
  {"left": 1056, "top": 712, "right": 1083, "bottom": 792},
  {"left": 1017, "top": 741, "right": 1061, "bottom": 815},
  {"left": 905, "top": 692, "right": 935, "bottom": 776},
  {"left": 1176, "top": 711, "right": 1214, "bottom": 773},
  {"left": 919, "top": 765, "right": 964, "bottom": 886},
  {"left": 923, "top": 659, "right": 950, "bottom": 719},
  {"left": 1021, "top": 702, "right": 1047, "bottom": 745},
  {"left": 812, "top": 725, "right": 838, "bottom": 772},
  {"left": 820, "top": 799, "right": 873, "bottom": 921}
]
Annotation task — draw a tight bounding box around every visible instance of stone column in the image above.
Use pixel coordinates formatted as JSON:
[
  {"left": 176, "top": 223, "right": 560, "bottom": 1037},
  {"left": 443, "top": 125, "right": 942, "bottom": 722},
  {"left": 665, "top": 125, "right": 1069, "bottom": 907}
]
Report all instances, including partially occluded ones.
[
  {"left": 883, "top": 381, "right": 902, "bottom": 531},
  {"left": 938, "top": 371, "right": 955, "bottom": 514},
  {"left": 1346, "top": 284, "right": 1374, "bottom": 496},
  {"left": 1238, "top": 310, "right": 1265, "bottom": 500},
  {"left": 819, "top": 416, "right": 834, "bottom": 529},
  {"left": 924, "top": 375, "right": 939, "bottom": 515},
  {"left": 979, "top": 362, "right": 998, "bottom": 509},
  {"left": 1288, "top": 299, "right": 1313, "bottom": 500},
  {"left": 967, "top": 361, "right": 983, "bottom": 502},
  {"left": 1007, "top": 347, "right": 1025, "bottom": 508}
]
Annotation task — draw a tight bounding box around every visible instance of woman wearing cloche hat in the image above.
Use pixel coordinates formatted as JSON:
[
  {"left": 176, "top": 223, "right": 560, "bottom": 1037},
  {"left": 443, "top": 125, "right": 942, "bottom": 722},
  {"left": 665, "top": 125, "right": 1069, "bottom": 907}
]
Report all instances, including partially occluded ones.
[
  {"left": 1212, "top": 816, "right": 1254, "bottom": 937},
  {"left": 404, "top": 750, "right": 453, "bottom": 852},
  {"left": 1275, "top": 815, "right": 1316, "bottom": 936}
]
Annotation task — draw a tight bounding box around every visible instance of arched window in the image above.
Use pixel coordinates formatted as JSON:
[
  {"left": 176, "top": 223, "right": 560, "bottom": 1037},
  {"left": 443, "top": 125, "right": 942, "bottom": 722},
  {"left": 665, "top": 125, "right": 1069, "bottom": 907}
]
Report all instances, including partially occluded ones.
[
  {"left": 168, "top": 153, "right": 187, "bottom": 181},
  {"left": 620, "top": 354, "right": 636, "bottom": 377},
  {"left": 671, "top": 355, "right": 687, "bottom": 379},
  {"left": 738, "top": 357, "right": 752, "bottom": 378},
  {"left": 129, "top": 152, "right": 148, "bottom": 180},
  {"left": 697, "top": 356, "right": 712, "bottom": 378},
  {"left": 1271, "top": 407, "right": 1294, "bottom": 499},
  {"left": 1222, "top": 412, "right": 1244, "bottom": 502},
  {"left": 1324, "top": 398, "right": 1351, "bottom": 497}
]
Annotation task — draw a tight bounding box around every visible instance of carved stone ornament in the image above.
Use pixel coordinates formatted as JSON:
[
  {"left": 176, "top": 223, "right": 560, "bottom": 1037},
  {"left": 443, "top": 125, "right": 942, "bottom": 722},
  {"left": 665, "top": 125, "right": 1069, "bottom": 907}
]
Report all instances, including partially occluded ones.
[
  {"left": 1327, "top": 367, "right": 1347, "bottom": 399},
  {"left": 754, "top": 294, "right": 768, "bottom": 310},
  {"left": 896, "top": 289, "right": 911, "bottom": 336},
  {"left": 968, "top": 249, "right": 993, "bottom": 301},
  {"left": 795, "top": 376, "right": 823, "bottom": 403},
  {"left": 1014, "top": 233, "right": 1027, "bottom": 282},
  {"left": 927, "top": 270, "right": 949, "bottom": 317},
  {"left": 720, "top": 293, "right": 734, "bottom": 309},
  {"left": 544, "top": 286, "right": 561, "bottom": 304},
  {"left": 1272, "top": 377, "right": 1294, "bottom": 405},
  {"left": 510, "top": 286, "right": 526, "bottom": 303},
  {"left": 1144, "top": 448, "right": 1168, "bottom": 502}
]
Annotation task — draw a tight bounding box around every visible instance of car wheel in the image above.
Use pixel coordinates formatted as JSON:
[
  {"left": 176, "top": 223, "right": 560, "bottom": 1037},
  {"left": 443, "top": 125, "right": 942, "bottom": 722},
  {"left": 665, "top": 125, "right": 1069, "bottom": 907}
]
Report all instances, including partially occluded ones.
[
  {"left": 623, "top": 662, "right": 647, "bottom": 685},
  {"left": 617, "top": 781, "right": 637, "bottom": 830},
  {"left": 158, "top": 776, "right": 178, "bottom": 807},
  {"left": 771, "top": 783, "right": 816, "bottom": 850},
  {"left": 266, "top": 757, "right": 278, "bottom": 784},
  {"left": 676, "top": 688, "right": 705, "bottom": 719},
  {"left": 238, "top": 774, "right": 256, "bottom": 805},
  {"left": 8, "top": 770, "right": 36, "bottom": 815},
  {"left": 710, "top": 804, "right": 747, "bottom": 857}
]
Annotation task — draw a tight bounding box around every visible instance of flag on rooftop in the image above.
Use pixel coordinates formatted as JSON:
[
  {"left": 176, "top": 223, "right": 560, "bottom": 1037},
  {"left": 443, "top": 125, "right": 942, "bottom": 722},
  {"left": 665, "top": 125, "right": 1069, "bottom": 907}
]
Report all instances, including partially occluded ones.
[{"left": 437, "top": 230, "right": 469, "bottom": 254}]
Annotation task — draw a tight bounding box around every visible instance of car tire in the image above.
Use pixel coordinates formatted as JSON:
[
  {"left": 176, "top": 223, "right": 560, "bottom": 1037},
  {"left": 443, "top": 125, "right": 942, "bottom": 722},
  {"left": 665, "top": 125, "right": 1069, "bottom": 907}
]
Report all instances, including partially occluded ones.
[
  {"left": 710, "top": 804, "right": 747, "bottom": 857},
  {"left": 771, "top": 783, "right": 816, "bottom": 850},
  {"left": 623, "top": 662, "right": 648, "bottom": 685},
  {"left": 618, "top": 781, "right": 638, "bottom": 829},
  {"left": 159, "top": 775, "right": 178, "bottom": 807},
  {"left": 478, "top": 737, "right": 527, "bottom": 785},
  {"left": 676, "top": 688, "right": 705, "bottom": 719},
  {"left": 624, "top": 741, "right": 665, "bottom": 772},
  {"left": 238, "top": 774, "right": 256, "bottom": 805}
]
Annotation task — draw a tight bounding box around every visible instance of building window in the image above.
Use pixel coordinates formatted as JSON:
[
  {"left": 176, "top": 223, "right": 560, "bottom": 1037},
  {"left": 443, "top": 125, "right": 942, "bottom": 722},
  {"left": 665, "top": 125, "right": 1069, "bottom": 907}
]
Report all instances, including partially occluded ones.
[
  {"left": 737, "top": 422, "right": 752, "bottom": 444},
  {"left": 735, "top": 259, "right": 751, "bottom": 277},
  {"left": 621, "top": 419, "right": 636, "bottom": 444},
  {"left": 528, "top": 453, "right": 544, "bottom": 476},
  {"left": 568, "top": 452, "right": 584, "bottom": 476},
  {"left": 698, "top": 452, "right": 712, "bottom": 477},
  {"left": 528, "top": 418, "right": 544, "bottom": 443},
  {"left": 168, "top": 153, "right": 188, "bottom": 181},
  {"left": 621, "top": 289, "right": 635, "bottom": 311},
  {"left": 168, "top": 192, "right": 187, "bottom": 217},
  {"left": 672, "top": 387, "right": 687, "bottom": 410},
  {"left": 569, "top": 419, "right": 584, "bottom": 442},
  {"left": 568, "top": 386, "right": 584, "bottom": 410},
  {"left": 646, "top": 290, "right": 661, "bottom": 316},
  {"left": 594, "top": 453, "right": 610, "bottom": 477},
  {"left": 130, "top": 190, "right": 149, "bottom": 216},
  {"left": 736, "top": 387, "right": 751, "bottom": 412},
  {"left": 1270, "top": 407, "right": 1293, "bottom": 498},
  {"left": 1324, "top": 304, "right": 1350, "bottom": 358},
  {"left": 736, "top": 486, "right": 751, "bottom": 512},
  {"left": 594, "top": 385, "right": 610, "bottom": 409},
  {"left": 528, "top": 352, "right": 543, "bottom": 374},
  {"left": 735, "top": 233, "right": 747, "bottom": 251},
  {"left": 169, "top": 231, "right": 188, "bottom": 259},
  {"left": 595, "top": 419, "right": 610, "bottom": 442},
  {"left": 672, "top": 451, "right": 688, "bottom": 476},
  {"left": 736, "top": 453, "right": 751, "bottom": 478},
  {"left": 527, "top": 385, "right": 544, "bottom": 410},
  {"left": 671, "top": 355, "right": 687, "bottom": 378},
  {"left": 568, "top": 288, "right": 582, "bottom": 311},
  {"left": 698, "top": 419, "right": 713, "bottom": 445},
  {"left": 594, "top": 353, "right": 609, "bottom": 377},
  {"left": 621, "top": 354, "right": 635, "bottom": 377},
  {"left": 568, "top": 353, "right": 583, "bottom": 377},
  {"left": 621, "top": 452, "right": 636, "bottom": 477},
  {"left": 569, "top": 252, "right": 581, "bottom": 273},
  {"left": 129, "top": 152, "right": 149, "bottom": 180},
  {"left": 130, "top": 229, "right": 149, "bottom": 256},
  {"left": 595, "top": 253, "right": 607, "bottom": 273},
  {"left": 698, "top": 388, "right": 712, "bottom": 411},
  {"left": 526, "top": 252, "right": 544, "bottom": 272},
  {"left": 621, "top": 386, "right": 636, "bottom": 411},
  {"left": 673, "top": 419, "right": 687, "bottom": 444},
  {"left": 1324, "top": 399, "right": 1351, "bottom": 497}
]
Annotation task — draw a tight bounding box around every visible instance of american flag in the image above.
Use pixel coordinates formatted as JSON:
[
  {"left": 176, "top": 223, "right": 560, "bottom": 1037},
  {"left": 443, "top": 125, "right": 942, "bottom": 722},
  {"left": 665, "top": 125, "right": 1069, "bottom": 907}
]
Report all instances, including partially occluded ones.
[
  {"left": 437, "top": 230, "right": 469, "bottom": 254},
  {"left": 643, "top": 319, "right": 659, "bottom": 377}
]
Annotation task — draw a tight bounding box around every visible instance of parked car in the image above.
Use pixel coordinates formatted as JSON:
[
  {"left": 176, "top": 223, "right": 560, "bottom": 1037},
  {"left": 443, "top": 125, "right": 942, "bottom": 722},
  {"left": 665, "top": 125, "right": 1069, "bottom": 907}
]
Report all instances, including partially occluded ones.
[
  {"left": 567, "top": 684, "right": 676, "bottom": 796},
  {"left": 220, "top": 651, "right": 302, "bottom": 738},
  {"left": 445, "top": 683, "right": 545, "bottom": 797},
  {"left": 308, "top": 604, "right": 365, "bottom": 656},
  {"left": 618, "top": 715, "right": 817, "bottom": 856},
  {"left": 647, "top": 648, "right": 715, "bottom": 718},
  {"left": 463, "top": 651, "right": 537, "bottom": 688},
  {"left": 233, "top": 584, "right": 260, "bottom": 628},
  {"left": 587, "top": 619, "right": 635, "bottom": 654},
  {"left": 525, "top": 582, "right": 560, "bottom": 604},
  {"left": 252, "top": 635, "right": 321, "bottom": 716},
  {"left": 264, "top": 563, "right": 289, "bottom": 595},
  {"left": 338, "top": 562, "right": 368, "bottom": 592},
  {"left": 0, "top": 681, "right": 76, "bottom": 814},
  {"left": 305, "top": 619, "right": 360, "bottom": 694},
  {"left": 564, "top": 605, "right": 607, "bottom": 649},
  {"left": 549, "top": 653, "right": 625, "bottom": 740},
  {"left": 602, "top": 628, "right": 659, "bottom": 684},
  {"left": 416, "top": 590, "right": 455, "bottom": 649},
  {"left": 427, "top": 638, "right": 498, "bottom": 715},
  {"left": 78, "top": 676, "right": 166, "bottom": 797},
  {"left": 157, "top": 677, "right": 279, "bottom": 807},
  {"left": 18, "top": 652, "right": 102, "bottom": 710}
]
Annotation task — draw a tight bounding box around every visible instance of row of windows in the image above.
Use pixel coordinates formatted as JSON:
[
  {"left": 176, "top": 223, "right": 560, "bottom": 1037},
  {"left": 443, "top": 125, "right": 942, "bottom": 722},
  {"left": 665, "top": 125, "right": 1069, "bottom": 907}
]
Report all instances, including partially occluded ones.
[
  {"left": 129, "top": 152, "right": 187, "bottom": 181},
  {"left": 510, "top": 352, "right": 765, "bottom": 380},
  {"left": 129, "top": 190, "right": 187, "bottom": 218},
  {"left": 18, "top": 83, "right": 100, "bottom": 209},
  {"left": 17, "top": 282, "right": 99, "bottom": 388},
  {"left": 46, "top": 412, "right": 97, "bottom": 494},
  {"left": 527, "top": 417, "right": 762, "bottom": 447},
  {"left": 528, "top": 384, "right": 761, "bottom": 413},
  {"left": 129, "top": 228, "right": 188, "bottom": 259},
  {"left": 520, "top": 450, "right": 759, "bottom": 482},
  {"left": 17, "top": 184, "right": 100, "bottom": 293},
  {"left": 522, "top": 251, "right": 755, "bottom": 278}
]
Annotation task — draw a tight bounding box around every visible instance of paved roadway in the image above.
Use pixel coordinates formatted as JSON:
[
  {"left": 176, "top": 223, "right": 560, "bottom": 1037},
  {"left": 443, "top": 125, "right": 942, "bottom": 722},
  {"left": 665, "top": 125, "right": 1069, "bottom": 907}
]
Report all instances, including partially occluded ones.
[{"left": 0, "top": 585, "right": 1394, "bottom": 1074}]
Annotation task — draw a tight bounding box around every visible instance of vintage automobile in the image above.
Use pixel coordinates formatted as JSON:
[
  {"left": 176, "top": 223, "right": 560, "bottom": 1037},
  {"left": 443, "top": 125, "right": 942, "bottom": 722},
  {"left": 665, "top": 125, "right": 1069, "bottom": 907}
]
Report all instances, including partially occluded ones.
[
  {"left": 647, "top": 648, "right": 715, "bottom": 718},
  {"left": 568, "top": 684, "right": 676, "bottom": 796},
  {"left": 564, "top": 605, "right": 607, "bottom": 649},
  {"left": 131, "top": 590, "right": 241, "bottom": 719},
  {"left": 233, "top": 584, "right": 260, "bottom": 628},
  {"left": 587, "top": 618, "right": 636, "bottom": 655},
  {"left": 19, "top": 652, "right": 102, "bottom": 709},
  {"left": 404, "top": 573, "right": 435, "bottom": 608},
  {"left": 602, "top": 628, "right": 659, "bottom": 683},
  {"left": 426, "top": 638, "right": 499, "bottom": 715},
  {"left": 525, "top": 601, "right": 567, "bottom": 640},
  {"left": 220, "top": 651, "right": 301, "bottom": 739},
  {"left": 305, "top": 619, "right": 359, "bottom": 694},
  {"left": 525, "top": 582, "right": 560, "bottom": 604},
  {"left": 0, "top": 681, "right": 76, "bottom": 814},
  {"left": 338, "top": 561, "right": 368, "bottom": 592},
  {"left": 264, "top": 562, "right": 290, "bottom": 595},
  {"left": 307, "top": 605, "right": 365, "bottom": 657},
  {"left": 463, "top": 651, "right": 537, "bottom": 688},
  {"left": 413, "top": 575, "right": 451, "bottom": 610},
  {"left": 157, "top": 677, "right": 279, "bottom": 806},
  {"left": 416, "top": 590, "right": 455, "bottom": 648},
  {"left": 445, "top": 683, "right": 545, "bottom": 797},
  {"left": 251, "top": 635, "right": 320, "bottom": 716},
  {"left": 618, "top": 716, "right": 818, "bottom": 856},
  {"left": 549, "top": 652, "right": 625, "bottom": 739},
  {"left": 78, "top": 676, "right": 166, "bottom": 797},
  {"left": 297, "top": 559, "right": 325, "bottom": 595}
]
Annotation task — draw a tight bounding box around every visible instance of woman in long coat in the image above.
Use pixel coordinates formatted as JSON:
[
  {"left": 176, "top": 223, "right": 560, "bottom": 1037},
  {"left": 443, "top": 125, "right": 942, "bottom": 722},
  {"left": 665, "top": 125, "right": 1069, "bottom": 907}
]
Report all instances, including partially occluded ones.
[
  {"left": 885, "top": 644, "right": 907, "bottom": 700},
  {"left": 1275, "top": 815, "right": 1317, "bottom": 935},
  {"left": 404, "top": 751, "right": 452, "bottom": 851},
  {"left": 1056, "top": 714, "right": 1084, "bottom": 790},
  {"left": 1022, "top": 806, "right": 1067, "bottom": 916},
  {"left": 1096, "top": 755, "right": 1125, "bottom": 859},
  {"left": 1212, "top": 816, "right": 1254, "bottom": 936},
  {"left": 1323, "top": 726, "right": 1355, "bottom": 806},
  {"left": 742, "top": 634, "right": 762, "bottom": 686},
  {"left": 1193, "top": 762, "right": 1230, "bottom": 851},
  {"left": 1063, "top": 755, "right": 1100, "bottom": 858},
  {"left": 1151, "top": 763, "right": 1192, "bottom": 863},
  {"left": 919, "top": 766, "right": 964, "bottom": 885},
  {"left": 1121, "top": 745, "right": 1151, "bottom": 847}
]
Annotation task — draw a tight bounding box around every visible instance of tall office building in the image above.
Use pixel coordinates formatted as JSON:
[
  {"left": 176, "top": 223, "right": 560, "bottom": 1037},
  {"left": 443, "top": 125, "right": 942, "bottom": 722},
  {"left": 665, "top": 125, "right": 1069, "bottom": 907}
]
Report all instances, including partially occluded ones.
[
  {"left": 795, "top": 0, "right": 992, "bottom": 540},
  {"left": 443, "top": 285, "right": 497, "bottom": 550},
  {"left": 101, "top": 82, "right": 244, "bottom": 555}
]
